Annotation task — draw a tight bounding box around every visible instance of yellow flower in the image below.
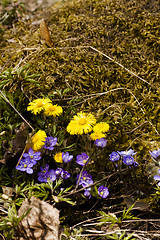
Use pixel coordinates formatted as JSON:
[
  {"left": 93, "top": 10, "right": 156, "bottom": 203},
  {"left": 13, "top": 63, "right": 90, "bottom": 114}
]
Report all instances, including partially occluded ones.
[
  {"left": 27, "top": 98, "right": 52, "bottom": 115},
  {"left": 54, "top": 152, "right": 63, "bottom": 163},
  {"left": 31, "top": 130, "right": 47, "bottom": 151},
  {"left": 67, "top": 111, "right": 96, "bottom": 135},
  {"left": 93, "top": 122, "right": 109, "bottom": 133},
  {"left": 90, "top": 132, "right": 106, "bottom": 140},
  {"left": 44, "top": 104, "right": 63, "bottom": 117}
]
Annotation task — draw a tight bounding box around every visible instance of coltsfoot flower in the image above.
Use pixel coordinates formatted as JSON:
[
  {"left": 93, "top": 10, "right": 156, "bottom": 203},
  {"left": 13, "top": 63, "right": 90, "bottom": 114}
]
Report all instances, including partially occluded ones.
[
  {"left": 27, "top": 98, "right": 51, "bottom": 115},
  {"left": 44, "top": 104, "right": 63, "bottom": 117},
  {"left": 67, "top": 112, "right": 96, "bottom": 135},
  {"left": 93, "top": 122, "right": 109, "bottom": 133},
  {"left": 31, "top": 130, "right": 47, "bottom": 151},
  {"left": 54, "top": 152, "right": 63, "bottom": 163},
  {"left": 90, "top": 132, "right": 106, "bottom": 140}
]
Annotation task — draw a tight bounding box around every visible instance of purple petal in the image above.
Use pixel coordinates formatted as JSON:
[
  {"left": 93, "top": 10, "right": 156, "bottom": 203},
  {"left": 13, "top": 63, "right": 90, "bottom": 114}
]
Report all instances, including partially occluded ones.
[
  {"left": 154, "top": 175, "right": 160, "bottom": 181},
  {"left": 26, "top": 168, "right": 33, "bottom": 174}
]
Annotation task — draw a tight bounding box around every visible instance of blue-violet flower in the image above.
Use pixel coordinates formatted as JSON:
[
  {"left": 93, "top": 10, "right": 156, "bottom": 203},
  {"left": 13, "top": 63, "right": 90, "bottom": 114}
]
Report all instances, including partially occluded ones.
[
  {"left": 123, "top": 155, "right": 134, "bottom": 166},
  {"left": 60, "top": 170, "right": 70, "bottom": 179},
  {"left": 94, "top": 138, "right": 107, "bottom": 148},
  {"left": 149, "top": 149, "right": 160, "bottom": 159},
  {"left": 47, "top": 169, "right": 57, "bottom": 182},
  {"left": 133, "top": 161, "right": 139, "bottom": 167},
  {"left": 43, "top": 136, "right": 57, "bottom": 150},
  {"left": 109, "top": 151, "right": 120, "bottom": 162},
  {"left": 16, "top": 159, "right": 34, "bottom": 174},
  {"left": 84, "top": 187, "right": 92, "bottom": 199},
  {"left": 76, "top": 171, "right": 93, "bottom": 187},
  {"left": 23, "top": 148, "right": 41, "bottom": 161},
  {"left": 98, "top": 185, "right": 109, "bottom": 198},
  {"left": 118, "top": 149, "right": 137, "bottom": 157},
  {"left": 62, "top": 152, "right": 73, "bottom": 163},
  {"left": 154, "top": 169, "right": 160, "bottom": 186},
  {"left": 37, "top": 164, "right": 50, "bottom": 182},
  {"left": 76, "top": 153, "right": 89, "bottom": 166}
]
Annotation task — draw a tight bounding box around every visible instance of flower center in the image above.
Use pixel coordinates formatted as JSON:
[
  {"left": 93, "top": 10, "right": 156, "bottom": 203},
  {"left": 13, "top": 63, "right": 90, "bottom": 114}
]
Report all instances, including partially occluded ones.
[
  {"left": 36, "top": 102, "right": 43, "bottom": 107},
  {"left": 24, "top": 164, "right": 27, "bottom": 168},
  {"left": 83, "top": 177, "right": 86, "bottom": 180},
  {"left": 50, "top": 106, "right": 56, "bottom": 111},
  {"left": 78, "top": 118, "right": 87, "bottom": 125}
]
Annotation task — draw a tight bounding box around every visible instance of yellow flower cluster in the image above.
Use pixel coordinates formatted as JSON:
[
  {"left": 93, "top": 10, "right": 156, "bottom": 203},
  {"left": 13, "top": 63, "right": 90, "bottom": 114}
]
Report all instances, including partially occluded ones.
[
  {"left": 90, "top": 122, "right": 109, "bottom": 140},
  {"left": 31, "top": 130, "right": 47, "bottom": 151},
  {"left": 66, "top": 111, "right": 110, "bottom": 139},
  {"left": 67, "top": 111, "right": 96, "bottom": 135},
  {"left": 27, "top": 98, "right": 63, "bottom": 117}
]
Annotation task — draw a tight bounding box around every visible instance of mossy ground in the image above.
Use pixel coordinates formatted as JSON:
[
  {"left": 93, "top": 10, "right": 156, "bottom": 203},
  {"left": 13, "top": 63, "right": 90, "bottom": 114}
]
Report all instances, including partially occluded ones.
[
  {"left": 0, "top": 0, "right": 160, "bottom": 238},
  {"left": 1, "top": 0, "right": 159, "bottom": 164}
]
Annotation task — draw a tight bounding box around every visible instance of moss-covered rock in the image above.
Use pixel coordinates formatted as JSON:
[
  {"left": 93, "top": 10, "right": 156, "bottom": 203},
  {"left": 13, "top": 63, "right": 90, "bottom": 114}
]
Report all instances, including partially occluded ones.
[{"left": 0, "top": 0, "right": 160, "bottom": 162}]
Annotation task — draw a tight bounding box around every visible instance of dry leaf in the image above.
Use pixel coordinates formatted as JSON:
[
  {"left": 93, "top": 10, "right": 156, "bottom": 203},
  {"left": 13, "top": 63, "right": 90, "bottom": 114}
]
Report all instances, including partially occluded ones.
[
  {"left": 2, "top": 122, "right": 29, "bottom": 169},
  {"left": 2, "top": 186, "right": 13, "bottom": 197},
  {"left": 40, "top": 19, "right": 54, "bottom": 47},
  {"left": 18, "top": 196, "right": 60, "bottom": 239}
]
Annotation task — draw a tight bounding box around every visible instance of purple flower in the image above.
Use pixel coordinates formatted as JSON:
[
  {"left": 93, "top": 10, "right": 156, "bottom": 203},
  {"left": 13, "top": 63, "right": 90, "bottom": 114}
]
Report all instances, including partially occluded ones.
[
  {"left": 16, "top": 159, "right": 34, "bottom": 174},
  {"left": 149, "top": 149, "right": 160, "bottom": 159},
  {"left": 38, "top": 167, "right": 57, "bottom": 182},
  {"left": 123, "top": 155, "right": 134, "bottom": 166},
  {"left": 117, "top": 149, "right": 137, "bottom": 157},
  {"left": 39, "top": 164, "right": 50, "bottom": 173},
  {"left": 43, "top": 136, "right": 57, "bottom": 150},
  {"left": 76, "top": 171, "right": 93, "bottom": 187},
  {"left": 62, "top": 152, "right": 73, "bottom": 163},
  {"left": 23, "top": 148, "right": 41, "bottom": 161},
  {"left": 109, "top": 152, "right": 120, "bottom": 162},
  {"left": 38, "top": 172, "right": 48, "bottom": 182},
  {"left": 98, "top": 185, "right": 109, "bottom": 198},
  {"left": 55, "top": 168, "right": 70, "bottom": 179},
  {"left": 55, "top": 167, "right": 63, "bottom": 176},
  {"left": 94, "top": 138, "right": 107, "bottom": 148},
  {"left": 38, "top": 164, "right": 50, "bottom": 182},
  {"left": 154, "top": 169, "right": 160, "bottom": 186},
  {"left": 133, "top": 161, "right": 139, "bottom": 167},
  {"left": 84, "top": 187, "right": 91, "bottom": 199},
  {"left": 60, "top": 170, "right": 70, "bottom": 179},
  {"left": 77, "top": 171, "right": 93, "bottom": 198},
  {"left": 22, "top": 156, "right": 37, "bottom": 166},
  {"left": 47, "top": 169, "right": 57, "bottom": 182},
  {"left": 76, "top": 153, "right": 89, "bottom": 166}
]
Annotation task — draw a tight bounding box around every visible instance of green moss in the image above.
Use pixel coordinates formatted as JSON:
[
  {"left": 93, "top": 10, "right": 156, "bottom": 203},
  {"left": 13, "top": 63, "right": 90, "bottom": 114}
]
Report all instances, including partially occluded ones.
[{"left": 0, "top": 0, "right": 160, "bottom": 161}]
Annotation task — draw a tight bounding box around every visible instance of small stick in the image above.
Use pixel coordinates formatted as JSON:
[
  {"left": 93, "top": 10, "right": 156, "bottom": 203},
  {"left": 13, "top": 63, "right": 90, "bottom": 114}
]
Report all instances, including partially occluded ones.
[{"left": 0, "top": 90, "right": 34, "bottom": 132}]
